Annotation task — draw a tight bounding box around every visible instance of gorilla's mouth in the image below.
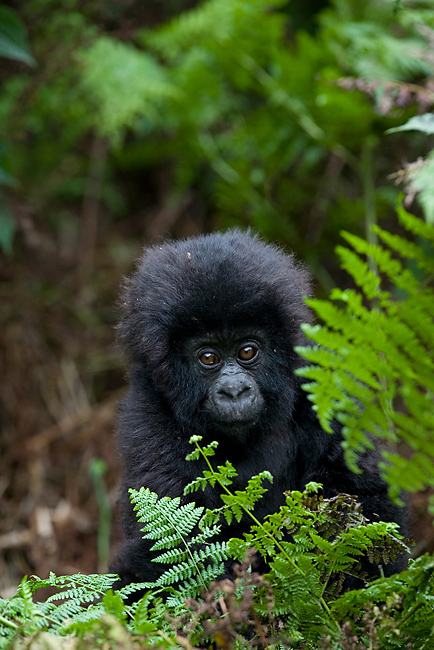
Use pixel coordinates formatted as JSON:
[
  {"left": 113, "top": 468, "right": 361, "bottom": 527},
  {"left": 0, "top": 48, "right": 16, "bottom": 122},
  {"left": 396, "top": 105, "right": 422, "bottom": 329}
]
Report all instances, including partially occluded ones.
[
  {"left": 210, "top": 412, "right": 262, "bottom": 434},
  {"left": 215, "top": 417, "right": 256, "bottom": 427}
]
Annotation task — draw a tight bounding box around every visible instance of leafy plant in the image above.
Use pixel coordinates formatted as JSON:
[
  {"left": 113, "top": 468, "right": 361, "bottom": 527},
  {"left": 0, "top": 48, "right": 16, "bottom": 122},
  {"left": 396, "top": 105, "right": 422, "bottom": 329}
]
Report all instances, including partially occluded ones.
[
  {"left": 182, "top": 437, "right": 409, "bottom": 646},
  {"left": 5, "top": 0, "right": 434, "bottom": 262},
  {"left": 388, "top": 113, "right": 434, "bottom": 225},
  {"left": 0, "top": 5, "right": 34, "bottom": 254},
  {"left": 296, "top": 203, "right": 434, "bottom": 511},
  {"left": 0, "top": 573, "right": 117, "bottom": 647},
  {"left": 4, "top": 435, "right": 430, "bottom": 649},
  {"left": 126, "top": 486, "right": 229, "bottom": 606},
  {"left": 0, "top": 6, "right": 35, "bottom": 66}
]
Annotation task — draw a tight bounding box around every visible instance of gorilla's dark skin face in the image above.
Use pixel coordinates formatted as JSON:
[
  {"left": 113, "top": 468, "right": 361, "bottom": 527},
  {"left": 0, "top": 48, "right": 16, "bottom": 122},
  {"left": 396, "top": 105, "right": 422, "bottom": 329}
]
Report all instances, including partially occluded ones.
[
  {"left": 187, "top": 333, "right": 265, "bottom": 432},
  {"left": 111, "top": 231, "right": 407, "bottom": 594}
]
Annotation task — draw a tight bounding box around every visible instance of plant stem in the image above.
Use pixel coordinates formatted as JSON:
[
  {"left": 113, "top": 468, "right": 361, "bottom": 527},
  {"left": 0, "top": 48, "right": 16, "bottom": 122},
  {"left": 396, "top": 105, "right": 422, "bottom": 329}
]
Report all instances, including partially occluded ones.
[
  {"left": 398, "top": 601, "right": 424, "bottom": 626},
  {"left": 360, "top": 137, "right": 379, "bottom": 276},
  {"left": 197, "top": 441, "right": 334, "bottom": 619},
  {"left": 0, "top": 615, "right": 19, "bottom": 630}
]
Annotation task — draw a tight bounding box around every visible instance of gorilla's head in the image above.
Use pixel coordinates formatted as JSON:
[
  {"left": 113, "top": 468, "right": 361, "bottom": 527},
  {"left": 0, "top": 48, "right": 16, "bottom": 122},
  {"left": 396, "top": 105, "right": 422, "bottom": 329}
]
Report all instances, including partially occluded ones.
[{"left": 119, "top": 231, "right": 312, "bottom": 438}]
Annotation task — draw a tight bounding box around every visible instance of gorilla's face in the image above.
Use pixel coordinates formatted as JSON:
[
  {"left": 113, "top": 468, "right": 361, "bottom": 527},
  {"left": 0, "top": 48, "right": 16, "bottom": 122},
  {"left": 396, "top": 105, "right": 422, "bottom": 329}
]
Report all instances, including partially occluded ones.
[
  {"left": 186, "top": 333, "right": 266, "bottom": 432},
  {"left": 120, "top": 230, "right": 313, "bottom": 439}
]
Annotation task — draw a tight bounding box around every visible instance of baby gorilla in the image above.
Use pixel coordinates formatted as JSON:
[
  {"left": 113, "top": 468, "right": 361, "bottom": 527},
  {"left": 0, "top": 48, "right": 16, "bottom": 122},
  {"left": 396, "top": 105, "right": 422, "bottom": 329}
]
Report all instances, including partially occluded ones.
[{"left": 111, "top": 230, "right": 406, "bottom": 588}]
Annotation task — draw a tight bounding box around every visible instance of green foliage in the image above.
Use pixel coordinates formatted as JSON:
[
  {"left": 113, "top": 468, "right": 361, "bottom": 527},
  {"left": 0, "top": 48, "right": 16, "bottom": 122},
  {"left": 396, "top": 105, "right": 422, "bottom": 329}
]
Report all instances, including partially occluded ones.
[
  {"left": 127, "top": 485, "right": 229, "bottom": 605},
  {"left": 387, "top": 113, "right": 434, "bottom": 136},
  {"left": 185, "top": 435, "right": 273, "bottom": 525},
  {"left": 0, "top": 194, "right": 15, "bottom": 255},
  {"left": 0, "top": 6, "right": 35, "bottom": 66},
  {"left": 387, "top": 113, "right": 434, "bottom": 225},
  {"left": 332, "top": 554, "right": 434, "bottom": 645},
  {"left": 1, "top": 438, "right": 433, "bottom": 648},
  {"left": 0, "top": 5, "right": 34, "bottom": 253},
  {"left": 0, "top": 573, "right": 118, "bottom": 647},
  {"left": 319, "top": 1, "right": 434, "bottom": 80},
  {"left": 296, "top": 204, "right": 434, "bottom": 509},
  {"left": 410, "top": 153, "right": 434, "bottom": 226},
  {"left": 89, "top": 459, "right": 111, "bottom": 573},
  {"left": 4, "top": 0, "right": 434, "bottom": 260},
  {"left": 78, "top": 37, "right": 179, "bottom": 142},
  {"left": 111, "top": 0, "right": 434, "bottom": 243},
  {"left": 184, "top": 438, "right": 409, "bottom": 646}
]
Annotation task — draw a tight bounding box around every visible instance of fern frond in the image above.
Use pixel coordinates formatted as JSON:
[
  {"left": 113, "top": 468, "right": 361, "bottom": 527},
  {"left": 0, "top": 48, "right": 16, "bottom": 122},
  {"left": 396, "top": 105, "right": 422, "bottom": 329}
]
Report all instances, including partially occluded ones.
[
  {"left": 373, "top": 225, "right": 434, "bottom": 274},
  {"left": 335, "top": 246, "right": 383, "bottom": 300},
  {"left": 126, "top": 484, "right": 230, "bottom": 601},
  {"left": 297, "top": 208, "right": 434, "bottom": 500},
  {"left": 60, "top": 605, "right": 105, "bottom": 633},
  {"left": 144, "top": 0, "right": 285, "bottom": 59},
  {"left": 129, "top": 488, "right": 204, "bottom": 544},
  {"left": 78, "top": 37, "right": 178, "bottom": 140},
  {"left": 117, "top": 581, "right": 155, "bottom": 600},
  {"left": 397, "top": 200, "right": 434, "bottom": 241}
]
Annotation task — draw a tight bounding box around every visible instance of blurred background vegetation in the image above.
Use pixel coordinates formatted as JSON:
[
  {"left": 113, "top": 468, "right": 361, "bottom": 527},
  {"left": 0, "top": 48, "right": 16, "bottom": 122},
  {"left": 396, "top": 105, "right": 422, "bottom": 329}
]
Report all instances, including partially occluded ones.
[{"left": 1, "top": 0, "right": 433, "bottom": 595}]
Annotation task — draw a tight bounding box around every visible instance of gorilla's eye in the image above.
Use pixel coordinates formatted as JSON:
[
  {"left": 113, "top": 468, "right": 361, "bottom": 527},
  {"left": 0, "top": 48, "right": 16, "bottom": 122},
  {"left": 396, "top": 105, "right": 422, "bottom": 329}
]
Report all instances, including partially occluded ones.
[
  {"left": 238, "top": 344, "right": 259, "bottom": 362},
  {"left": 199, "top": 351, "right": 221, "bottom": 366}
]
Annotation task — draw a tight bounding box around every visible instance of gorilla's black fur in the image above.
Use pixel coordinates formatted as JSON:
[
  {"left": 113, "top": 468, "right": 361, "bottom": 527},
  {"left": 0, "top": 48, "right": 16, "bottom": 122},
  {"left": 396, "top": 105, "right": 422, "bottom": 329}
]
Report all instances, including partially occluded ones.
[{"left": 111, "top": 230, "right": 406, "bottom": 588}]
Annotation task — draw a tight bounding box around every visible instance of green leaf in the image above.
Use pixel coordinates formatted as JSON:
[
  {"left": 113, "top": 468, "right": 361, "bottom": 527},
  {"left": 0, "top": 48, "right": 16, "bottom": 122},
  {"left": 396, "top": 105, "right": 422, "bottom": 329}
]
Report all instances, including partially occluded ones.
[
  {"left": 0, "top": 166, "right": 17, "bottom": 187},
  {"left": 79, "top": 36, "right": 178, "bottom": 140},
  {"left": 0, "top": 198, "right": 15, "bottom": 255},
  {"left": 0, "top": 7, "right": 35, "bottom": 66},
  {"left": 102, "top": 590, "right": 127, "bottom": 621},
  {"left": 410, "top": 156, "right": 434, "bottom": 225},
  {"left": 387, "top": 113, "right": 434, "bottom": 135},
  {"left": 298, "top": 208, "right": 434, "bottom": 502}
]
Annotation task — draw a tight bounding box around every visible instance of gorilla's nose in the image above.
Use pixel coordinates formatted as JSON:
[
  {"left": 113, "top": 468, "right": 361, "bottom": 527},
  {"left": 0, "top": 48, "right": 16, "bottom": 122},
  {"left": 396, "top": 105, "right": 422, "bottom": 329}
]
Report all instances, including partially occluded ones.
[{"left": 217, "top": 378, "right": 252, "bottom": 401}]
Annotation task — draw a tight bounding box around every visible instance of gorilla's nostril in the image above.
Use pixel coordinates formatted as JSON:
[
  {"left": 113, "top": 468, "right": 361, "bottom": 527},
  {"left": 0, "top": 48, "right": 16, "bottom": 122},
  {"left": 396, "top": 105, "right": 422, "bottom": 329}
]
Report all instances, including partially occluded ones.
[{"left": 218, "top": 384, "right": 251, "bottom": 400}]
